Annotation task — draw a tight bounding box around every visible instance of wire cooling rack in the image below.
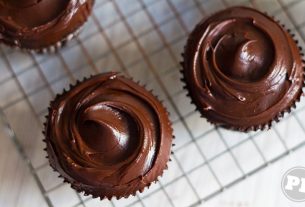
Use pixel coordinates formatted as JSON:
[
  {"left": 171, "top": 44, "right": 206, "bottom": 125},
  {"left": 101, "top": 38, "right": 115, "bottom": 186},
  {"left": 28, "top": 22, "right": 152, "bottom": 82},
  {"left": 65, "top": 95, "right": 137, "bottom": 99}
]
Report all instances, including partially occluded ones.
[{"left": 2, "top": 0, "right": 305, "bottom": 206}]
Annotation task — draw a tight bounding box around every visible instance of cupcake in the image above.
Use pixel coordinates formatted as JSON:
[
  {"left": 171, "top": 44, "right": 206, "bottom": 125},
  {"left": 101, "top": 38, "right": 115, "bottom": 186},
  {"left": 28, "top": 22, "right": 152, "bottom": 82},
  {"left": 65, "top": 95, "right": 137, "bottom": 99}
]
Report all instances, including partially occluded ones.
[
  {"left": 181, "top": 6, "right": 304, "bottom": 131},
  {"left": 0, "top": 0, "right": 94, "bottom": 52},
  {"left": 44, "top": 72, "right": 173, "bottom": 199}
]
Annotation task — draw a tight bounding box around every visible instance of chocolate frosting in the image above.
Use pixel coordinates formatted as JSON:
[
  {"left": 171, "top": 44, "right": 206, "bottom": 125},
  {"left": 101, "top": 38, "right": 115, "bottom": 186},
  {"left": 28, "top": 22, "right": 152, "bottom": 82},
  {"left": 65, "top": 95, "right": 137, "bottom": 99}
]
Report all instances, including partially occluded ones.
[
  {"left": 45, "top": 73, "right": 172, "bottom": 198},
  {"left": 0, "top": 0, "right": 94, "bottom": 49},
  {"left": 183, "top": 7, "right": 304, "bottom": 130}
]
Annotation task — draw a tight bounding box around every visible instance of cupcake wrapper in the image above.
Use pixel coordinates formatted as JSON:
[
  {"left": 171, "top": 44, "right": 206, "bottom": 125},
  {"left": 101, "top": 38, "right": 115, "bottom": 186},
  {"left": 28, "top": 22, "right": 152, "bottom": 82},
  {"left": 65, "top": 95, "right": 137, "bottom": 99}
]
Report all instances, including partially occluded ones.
[
  {"left": 43, "top": 74, "right": 174, "bottom": 200},
  {"left": 25, "top": 23, "right": 84, "bottom": 54},
  {"left": 180, "top": 17, "right": 305, "bottom": 132},
  {"left": 2, "top": 5, "right": 89, "bottom": 54},
  {"left": 36, "top": 30, "right": 78, "bottom": 54}
]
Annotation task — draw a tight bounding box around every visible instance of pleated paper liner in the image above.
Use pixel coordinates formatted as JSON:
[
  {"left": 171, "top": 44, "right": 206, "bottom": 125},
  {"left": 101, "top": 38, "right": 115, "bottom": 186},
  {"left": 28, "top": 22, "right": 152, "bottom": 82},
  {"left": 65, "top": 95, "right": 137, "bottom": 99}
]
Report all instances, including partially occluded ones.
[
  {"left": 180, "top": 8, "right": 305, "bottom": 132},
  {"left": 43, "top": 73, "right": 174, "bottom": 200},
  {"left": 0, "top": 1, "right": 94, "bottom": 54}
]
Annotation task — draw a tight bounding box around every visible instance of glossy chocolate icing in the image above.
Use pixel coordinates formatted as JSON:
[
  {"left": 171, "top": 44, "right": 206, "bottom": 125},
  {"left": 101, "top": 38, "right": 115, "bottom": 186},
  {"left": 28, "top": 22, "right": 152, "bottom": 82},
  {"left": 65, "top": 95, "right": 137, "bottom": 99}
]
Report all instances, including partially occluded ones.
[
  {"left": 183, "top": 7, "right": 304, "bottom": 131},
  {"left": 45, "top": 73, "right": 172, "bottom": 198},
  {"left": 0, "top": 0, "right": 94, "bottom": 49}
]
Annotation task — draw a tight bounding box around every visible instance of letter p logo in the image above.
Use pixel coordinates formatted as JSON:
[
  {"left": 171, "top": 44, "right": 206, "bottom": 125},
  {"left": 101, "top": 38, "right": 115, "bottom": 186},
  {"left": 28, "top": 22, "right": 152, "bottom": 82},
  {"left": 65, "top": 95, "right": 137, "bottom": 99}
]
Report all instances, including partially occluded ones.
[
  {"left": 282, "top": 167, "right": 305, "bottom": 202},
  {"left": 285, "top": 175, "right": 300, "bottom": 191}
]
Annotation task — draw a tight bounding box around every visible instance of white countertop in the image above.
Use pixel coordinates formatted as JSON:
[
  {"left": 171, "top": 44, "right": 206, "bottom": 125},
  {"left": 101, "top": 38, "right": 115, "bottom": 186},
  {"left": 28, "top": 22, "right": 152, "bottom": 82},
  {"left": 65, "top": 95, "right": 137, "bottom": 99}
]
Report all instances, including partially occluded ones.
[{"left": 1, "top": 0, "right": 305, "bottom": 206}]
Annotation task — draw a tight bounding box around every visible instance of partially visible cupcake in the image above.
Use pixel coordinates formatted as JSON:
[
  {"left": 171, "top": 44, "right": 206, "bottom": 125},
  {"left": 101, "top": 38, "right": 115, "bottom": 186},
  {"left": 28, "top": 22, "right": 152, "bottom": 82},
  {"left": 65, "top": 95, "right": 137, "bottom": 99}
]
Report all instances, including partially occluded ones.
[
  {"left": 181, "top": 6, "right": 304, "bottom": 131},
  {"left": 44, "top": 72, "right": 173, "bottom": 199},
  {"left": 0, "top": 0, "right": 94, "bottom": 52}
]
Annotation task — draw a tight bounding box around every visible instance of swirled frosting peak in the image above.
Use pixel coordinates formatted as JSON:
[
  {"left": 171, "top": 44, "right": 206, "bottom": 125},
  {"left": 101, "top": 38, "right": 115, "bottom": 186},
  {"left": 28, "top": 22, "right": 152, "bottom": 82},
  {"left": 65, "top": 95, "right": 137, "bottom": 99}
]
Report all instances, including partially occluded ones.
[
  {"left": 45, "top": 73, "right": 173, "bottom": 198},
  {"left": 183, "top": 7, "right": 304, "bottom": 131},
  {"left": 214, "top": 19, "right": 274, "bottom": 81}
]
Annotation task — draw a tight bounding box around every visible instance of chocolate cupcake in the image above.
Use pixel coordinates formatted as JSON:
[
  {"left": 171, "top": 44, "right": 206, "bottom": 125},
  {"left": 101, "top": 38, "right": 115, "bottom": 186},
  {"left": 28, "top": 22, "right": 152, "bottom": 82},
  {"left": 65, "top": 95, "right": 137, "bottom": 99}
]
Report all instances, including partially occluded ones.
[
  {"left": 44, "top": 73, "right": 173, "bottom": 199},
  {"left": 0, "top": 0, "right": 94, "bottom": 52},
  {"left": 182, "top": 6, "right": 304, "bottom": 131}
]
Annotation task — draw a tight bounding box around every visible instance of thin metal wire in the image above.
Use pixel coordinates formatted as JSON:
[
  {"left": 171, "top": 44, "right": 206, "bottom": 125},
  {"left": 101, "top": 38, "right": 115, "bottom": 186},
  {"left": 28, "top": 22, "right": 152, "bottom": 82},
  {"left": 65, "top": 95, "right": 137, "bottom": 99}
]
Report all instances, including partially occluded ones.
[
  {"left": 0, "top": 2, "right": 199, "bottom": 111},
  {"left": 91, "top": 8, "right": 148, "bottom": 207},
  {"left": 2, "top": 0, "right": 305, "bottom": 207},
  {"left": 111, "top": 0, "right": 217, "bottom": 204},
  {"left": 215, "top": 128, "right": 246, "bottom": 176},
  {"left": 0, "top": 109, "right": 53, "bottom": 207},
  {"left": 0, "top": 47, "right": 54, "bottom": 206}
]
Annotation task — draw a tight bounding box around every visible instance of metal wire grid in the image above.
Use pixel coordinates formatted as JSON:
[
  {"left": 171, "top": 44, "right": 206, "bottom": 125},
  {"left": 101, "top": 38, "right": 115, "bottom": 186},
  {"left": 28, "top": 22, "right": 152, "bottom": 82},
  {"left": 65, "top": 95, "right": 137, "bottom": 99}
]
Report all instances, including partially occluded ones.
[{"left": 1, "top": 0, "right": 305, "bottom": 206}]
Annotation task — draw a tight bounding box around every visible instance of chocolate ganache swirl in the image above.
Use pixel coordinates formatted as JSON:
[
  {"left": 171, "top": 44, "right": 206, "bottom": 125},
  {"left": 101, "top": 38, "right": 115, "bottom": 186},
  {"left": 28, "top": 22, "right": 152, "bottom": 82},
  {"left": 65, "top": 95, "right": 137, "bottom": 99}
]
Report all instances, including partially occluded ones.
[
  {"left": 45, "top": 73, "right": 172, "bottom": 198},
  {"left": 0, "top": 0, "right": 94, "bottom": 49},
  {"left": 183, "top": 7, "right": 304, "bottom": 130}
]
